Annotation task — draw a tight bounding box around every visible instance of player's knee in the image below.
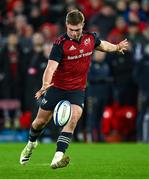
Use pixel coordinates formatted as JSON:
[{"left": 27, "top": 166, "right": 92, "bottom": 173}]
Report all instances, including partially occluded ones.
[
  {"left": 69, "top": 120, "right": 77, "bottom": 130},
  {"left": 32, "top": 117, "right": 47, "bottom": 129},
  {"left": 69, "top": 113, "right": 80, "bottom": 130}
]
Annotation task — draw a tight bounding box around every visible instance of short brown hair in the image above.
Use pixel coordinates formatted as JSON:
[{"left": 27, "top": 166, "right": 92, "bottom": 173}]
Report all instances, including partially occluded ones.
[{"left": 66, "top": 9, "right": 85, "bottom": 25}]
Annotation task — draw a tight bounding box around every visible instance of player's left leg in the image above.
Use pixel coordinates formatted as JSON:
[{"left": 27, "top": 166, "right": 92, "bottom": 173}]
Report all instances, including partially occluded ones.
[{"left": 50, "top": 104, "right": 82, "bottom": 169}]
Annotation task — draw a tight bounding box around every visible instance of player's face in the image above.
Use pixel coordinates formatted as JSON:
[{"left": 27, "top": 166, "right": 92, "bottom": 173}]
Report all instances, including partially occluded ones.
[{"left": 66, "top": 23, "right": 84, "bottom": 40}]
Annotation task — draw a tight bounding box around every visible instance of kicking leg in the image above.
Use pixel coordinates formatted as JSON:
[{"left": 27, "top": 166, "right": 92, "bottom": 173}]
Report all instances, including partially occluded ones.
[{"left": 50, "top": 104, "right": 82, "bottom": 169}]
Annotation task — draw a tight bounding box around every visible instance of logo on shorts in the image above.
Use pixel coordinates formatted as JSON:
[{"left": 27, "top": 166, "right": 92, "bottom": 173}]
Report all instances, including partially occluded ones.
[{"left": 41, "top": 98, "right": 47, "bottom": 105}]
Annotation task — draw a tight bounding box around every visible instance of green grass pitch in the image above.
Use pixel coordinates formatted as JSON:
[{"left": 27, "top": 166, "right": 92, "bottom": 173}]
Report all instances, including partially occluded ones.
[{"left": 0, "top": 143, "right": 149, "bottom": 179}]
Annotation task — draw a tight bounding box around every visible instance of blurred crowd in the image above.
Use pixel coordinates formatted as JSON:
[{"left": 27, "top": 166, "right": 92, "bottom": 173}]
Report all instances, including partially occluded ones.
[{"left": 0, "top": 0, "right": 149, "bottom": 143}]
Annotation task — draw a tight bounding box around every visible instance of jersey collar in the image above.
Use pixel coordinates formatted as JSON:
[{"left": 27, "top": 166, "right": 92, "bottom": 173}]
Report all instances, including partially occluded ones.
[{"left": 65, "top": 33, "right": 83, "bottom": 43}]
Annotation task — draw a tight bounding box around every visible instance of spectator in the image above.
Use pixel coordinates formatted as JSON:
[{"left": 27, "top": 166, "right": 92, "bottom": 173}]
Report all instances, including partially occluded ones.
[
  {"left": 107, "top": 50, "right": 136, "bottom": 106},
  {"left": 127, "top": 21, "right": 145, "bottom": 63},
  {"left": 19, "top": 24, "right": 34, "bottom": 53},
  {"left": 12, "top": 0, "right": 25, "bottom": 16},
  {"left": 108, "top": 16, "right": 127, "bottom": 44},
  {"left": 115, "top": 0, "right": 127, "bottom": 17},
  {"left": 40, "top": 23, "right": 59, "bottom": 43},
  {"left": 0, "top": 33, "right": 22, "bottom": 99},
  {"left": 141, "top": 0, "right": 149, "bottom": 18},
  {"left": 86, "top": 51, "right": 112, "bottom": 142},
  {"left": 1, "top": 11, "right": 16, "bottom": 36},
  {"left": 124, "top": 0, "right": 147, "bottom": 23},
  {"left": 88, "top": 2, "right": 116, "bottom": 39},
  {"left": 23, "top": 33, "right": 47, "bottom": 120},
  {"left": 28, "top": 6, "right": 45, "bottom": 31},
  {"left": 14, "top": 14, "right": 28, "bottom": 37},
  {"left": 133, "top": 24, "right": 149, "bottom": 142},
  {"left": 79, "top": 0, "right": 103, "bottom": 21}
]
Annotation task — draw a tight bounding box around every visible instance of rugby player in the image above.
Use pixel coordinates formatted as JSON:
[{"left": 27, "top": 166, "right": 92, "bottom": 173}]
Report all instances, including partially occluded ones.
[{"left": 20, "top": 9, "right": 128, "bottom": 169}]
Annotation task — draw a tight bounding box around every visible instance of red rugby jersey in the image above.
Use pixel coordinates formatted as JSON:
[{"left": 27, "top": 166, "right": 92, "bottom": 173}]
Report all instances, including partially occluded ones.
[{"left": 49, "top": 32, "right": 101, "bottom": 90}]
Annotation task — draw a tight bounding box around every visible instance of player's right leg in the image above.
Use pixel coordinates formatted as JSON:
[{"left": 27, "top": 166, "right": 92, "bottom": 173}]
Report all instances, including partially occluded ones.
[
  {"left": 50, "top": 104, "right": 83, "bottom": 169},
  {"left": 20, "top": 108, "right": 52, "bottom": 165}
]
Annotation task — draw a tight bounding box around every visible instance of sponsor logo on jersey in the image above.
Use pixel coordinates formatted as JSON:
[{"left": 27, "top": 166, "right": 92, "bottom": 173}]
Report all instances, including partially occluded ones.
[
  {"left": 69, "top": 45, "right": 76, "bottom": 50},
  {"left": 68, "top": 51, "right": 93, "bottom": 60}
]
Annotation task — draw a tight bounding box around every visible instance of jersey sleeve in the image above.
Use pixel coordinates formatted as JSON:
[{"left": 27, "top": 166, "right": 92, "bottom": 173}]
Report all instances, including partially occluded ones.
[
  {"left": 92, "top": 32, "right": 101, "bottom": 48},
  {"left": 48, "top": 43, "right": 63, "bottom": 63}
]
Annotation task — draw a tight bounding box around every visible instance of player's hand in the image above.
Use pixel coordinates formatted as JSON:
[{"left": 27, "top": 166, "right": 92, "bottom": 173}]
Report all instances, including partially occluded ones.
[
  {"left": 35, "top": 83, "right": 54, "bottom": 100},
  {"left": 117, "top": 39, "right": 129, "bottom": 54}
]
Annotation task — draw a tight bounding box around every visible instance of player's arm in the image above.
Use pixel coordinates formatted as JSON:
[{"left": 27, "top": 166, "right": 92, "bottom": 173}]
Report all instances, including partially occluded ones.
[
  {"left": 35, "top": 39, "right": 63, "bottom": 100},
  {"left": 95, "top": 39, "right": 128, "bottom": 54},
  {"left": 35, "top": 60, "right": 58, "bottom": 100},
  {"left": 42, "top": 60, "right": 58, "bottom": 88}
]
